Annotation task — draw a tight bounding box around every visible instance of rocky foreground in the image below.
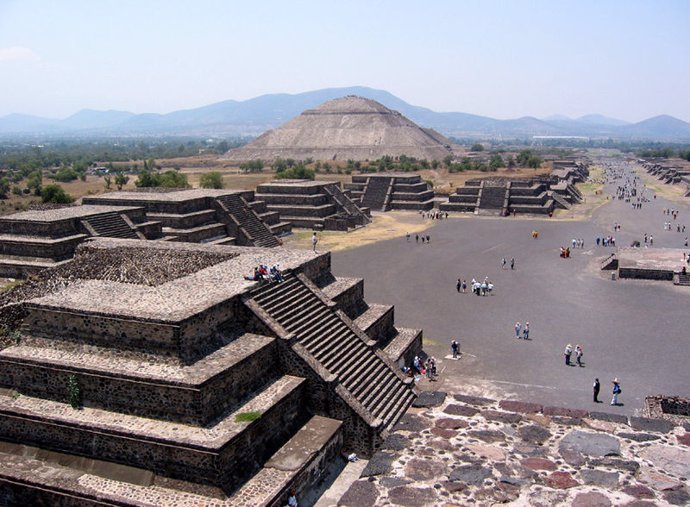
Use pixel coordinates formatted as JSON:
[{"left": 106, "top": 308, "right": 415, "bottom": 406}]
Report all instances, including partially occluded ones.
[{"left": 339, "top": 392, "right": 690, "bottom": 506}]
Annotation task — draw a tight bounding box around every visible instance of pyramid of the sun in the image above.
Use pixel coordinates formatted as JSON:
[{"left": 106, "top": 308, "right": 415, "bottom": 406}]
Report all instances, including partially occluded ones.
[{"left": 222, "top": 96, "right": 455, "bottom": 162}]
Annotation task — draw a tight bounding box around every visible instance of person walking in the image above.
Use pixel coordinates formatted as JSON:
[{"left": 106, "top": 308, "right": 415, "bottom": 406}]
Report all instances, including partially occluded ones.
[
  {"left": 611, "top": 378, "right": 622, "bottom": 406},
  {"left": 575, "top": 344, "right": 583, "bottom": 366},
  {"left": 510, "top": 257, "right": 515, "bottom": 270},
  {"left": 456, "top": 278, "right": 461, "bottom": 293},
  {"left": 593, "top": 378, "right": 601, "bottom": 403},
  {"left": 406, "top": 232, "right": 410, "bottom": 242},
  {"left": 514, "top": 322, "right": 521, "bottom": 339},
  {"left": 451, "top": 339, "right": 459, "bottom": 359},
  {"left": 415, "top": 234, "right": 419, "bottom": 244},
  {"left": 311, "top": 232, "right": 318, "bottom": 252},
  {"left": 522, "top": 322, "right": 529, "bottom": 340},
  {"left": 502, "top": 257, "right": 507, "bottom": 269},
  {"left": 461, "top": 279, "right": 467, "bottom": 293},
  {"left": 564, "top": 344, "right": 573, "bottom": 365}
]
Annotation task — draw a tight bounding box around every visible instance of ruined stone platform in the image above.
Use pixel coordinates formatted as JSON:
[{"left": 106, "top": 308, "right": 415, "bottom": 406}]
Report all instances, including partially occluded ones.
[
  {"left": 617, "top": 247, "right": 688, "bottom": 280},
  {"left": 339, "top": 392, "right": 690, "bottom": 506}
]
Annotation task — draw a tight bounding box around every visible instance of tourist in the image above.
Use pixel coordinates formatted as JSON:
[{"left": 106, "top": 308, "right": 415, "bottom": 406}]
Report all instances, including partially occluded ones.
[
  {"left": 456, "top": 278, "right": 461, "bottom": 293},
  {"left": 510, "top": 257, "right": 515, "bottom": 270},
  {"left": 461, "top": 279, "right": 467, "bottom": 293},
  {"left": 406, "top": 232, "right": 410, "bottom": 242},
  {"left": 287, "top": 488, "right": 298, "bottom": 507},
  {"left": 611, "top": 378, "right": 622, "bottom": 406},
  {"left": 415, "top": 234, "right": 419, "bottom": 243},
  {"left": 514, "top": 322, "right": 521, "bottom": 339},
  {"left": 451, "top": 339, "right": 459, "bottom": 359},
  {"left": 426, "top": 234, "right": 430, "bottom": 243},
  {"left": 593, "top": 378, "right": 601, "bottom": 403},
  {"left": 650, "top": 235, "right": 653, "bottom": 246},
  {"left": 502, "top": 257, "right": 506, "bottom": 269},
  {"left": 311, "top": 232, "right": 318, "bottom": 252},
  {"left": 564, "top": 344, "right": 573, "bottom": 365},
  {"left": 522, "top": 322, "right": 529, "bottom": 340},
  {"left": 575, "top": 344, "right": 583, "bottom": 367}
]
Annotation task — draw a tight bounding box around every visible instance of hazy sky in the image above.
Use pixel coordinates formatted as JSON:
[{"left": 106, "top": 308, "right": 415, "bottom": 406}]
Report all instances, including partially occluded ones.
[{"left": 1, "top": 0, "right": 689, "bottom": 121}]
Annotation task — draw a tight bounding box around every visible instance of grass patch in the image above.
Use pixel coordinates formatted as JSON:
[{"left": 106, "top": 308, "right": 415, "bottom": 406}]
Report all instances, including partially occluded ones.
[
  {"left": 235, "top": 411, "right": 262, "bottom": 423},
  {"left": 0, "top": 279, "right": 24, "bottom": 293}
]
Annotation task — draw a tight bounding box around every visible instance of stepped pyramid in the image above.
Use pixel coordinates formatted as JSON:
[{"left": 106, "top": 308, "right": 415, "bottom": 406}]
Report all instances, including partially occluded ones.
[
  {"left": 0, "top": 238, "right": 422, "bottom": 505},
  {"left": 222, "top": 96, "right": 455, "bottom": 162}
]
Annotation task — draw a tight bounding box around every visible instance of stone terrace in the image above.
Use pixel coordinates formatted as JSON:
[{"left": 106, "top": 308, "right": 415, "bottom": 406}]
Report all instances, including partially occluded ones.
[
  {"left": 345, "top": 173, "right": 434, "bottom": 212},
  {"left": 339, "top": 391, "right": 690, "bottom": 506},
  {"left": 0, "top": 238, "right": 422, "bottom": 506},
  {"left": 0, "top": 204, "right": 156, "bottom": 277},
  {"left": 254, "top": 180, "right": 370, "bottom": 231}
]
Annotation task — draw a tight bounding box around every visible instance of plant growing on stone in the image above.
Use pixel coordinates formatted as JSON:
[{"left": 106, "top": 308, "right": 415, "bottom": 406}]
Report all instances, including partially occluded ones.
[
  {"left": 11, "top": 330, "right": 21, "bottom": 345},
  {"left": 235, "top": 411, "right": 262, "bottom": 423},
  {"left": 67, "top": 374, "right": 81, "bottom": 409}
]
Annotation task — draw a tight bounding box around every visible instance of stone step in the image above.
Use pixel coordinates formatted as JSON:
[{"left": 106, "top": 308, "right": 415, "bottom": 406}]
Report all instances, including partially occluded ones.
[
  {"left": 0, "top": 375, "right": 306, "bottom": 491},
  {"left": 349, "top": 361, "right": 386, "bottom": 398},
  {"left": 0, "top": 333, "right": 279, "bottom": 426},
  {"left": 383, "top": 327, "right": 422, "bottom": 364},
  {"left": 299, "top": 316, "right": 342, "bottom": 350},
  {"left": 308, "top": 324, "right": 355, "bottom": 362},
  {"left": 208, "top": 236, "right": 236, "bottom": 246},
  {"left": 162, "top": 222, "right": 227, "bottom": 243},
  {"left": 0, "top": 257, "right": 72, "bottom": 278},
  {"left": 354, "top": 304, "right": 394, "bottom": 341},
  {"left": 147, "top": 210, "right": 217, "bottom": 229}
]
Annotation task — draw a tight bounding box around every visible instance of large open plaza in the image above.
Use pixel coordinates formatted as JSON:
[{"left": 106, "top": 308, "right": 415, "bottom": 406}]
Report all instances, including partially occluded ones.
[{"left": 333, "top": 161, "right": 690, "bottom": 416}]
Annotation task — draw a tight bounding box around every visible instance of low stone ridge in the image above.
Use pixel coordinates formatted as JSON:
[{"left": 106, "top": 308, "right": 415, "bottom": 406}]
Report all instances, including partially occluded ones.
[
  {"left": 411, "top": 391, "right": 446, "bottom": 408},
  {"left": 340, "top": 392, "right": 690, "bottom": 506}
]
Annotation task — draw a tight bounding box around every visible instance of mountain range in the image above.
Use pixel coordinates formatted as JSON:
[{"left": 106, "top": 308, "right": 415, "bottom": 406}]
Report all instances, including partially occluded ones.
[{"left": 2, "top": 86, "right": 690, "bottom": 141}]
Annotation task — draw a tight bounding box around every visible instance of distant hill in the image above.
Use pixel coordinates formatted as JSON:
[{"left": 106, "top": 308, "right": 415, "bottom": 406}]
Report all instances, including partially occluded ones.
[{"left": 1, "top": 86, "right": 689, "bottom": 141}]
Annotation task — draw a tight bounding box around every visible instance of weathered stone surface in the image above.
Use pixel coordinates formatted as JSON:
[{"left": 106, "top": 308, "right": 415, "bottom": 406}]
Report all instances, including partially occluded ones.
[
  {"left": 542, "top": 406, "right": 588, "bottom": 418},
  {"left": 617, "top": 432, "right": 660, "bottom": 442},
  {"left": 361, "top": 451, "right": 396, "bottom": 477},
  {"left": 572, "top": 491, "right": 612, "bottom": 507},
  {"left": 452, "top": 394, "right": 493, "bottom": 406},
  {"left": 664, "top": 486, "right": 690, "bottom": 506},
  {"left": 640, "top": 445, "right": 690, "bottom": 478},
  {"left": 443, "top": 404, "right": 479, "bottom": 417},
  {"left": 559, "top": 430, "right": 620, "bottom": 457},
  {"left": 623, "top": 502, "right": 657, "bottom": 507},
  {"left": 499, "top": 400, "right": 543, "bottom": 414},
  {"left": 441, "top": 480, "right": 466, "bottom": 493},
  {"left": 580, "top": 469, "right": 619, "bottom": 488},
  {"left": 520, "top": 457, "right": 557, "bottom": 471},
  {"left": 387, "top": 485, "right": 438, "bottom": 507},
  {"left": 590, "top": 457, "right": 640, "bottom": 473},
  {"left": 404, "top": 458, "right": 447, "bottom": 482},
  {"left": 518, "top": 424, "right": 551, "bottom": 444},
  {"left": 559, "top": 448, "right": 586, "bottom": 466},
  {"left": 435, "top": 418, "right": 468, "bottom": 430},
  {"left": 638, "top": 467, "right": 680, "bottom": 491},
  {"left": 550, "top": 416, "right": 582, "bottom": 426},
  {"left": 467, "top": 429, "right": 504, "bottom": 443},
  {"left": 394, "top": 414, "right": 429, "bottom": 433},
  {"left": 525, "top": 414, "right": 551, "bottom": 426},
  {"left": 379, "top": 477, "right": 413, "bottom": 489},
  {"left": 499, "top": 475, "right": 527, "bottom": 486},
  {"left": 628, "top": 416, "right": 675, "bottom": 434},
  {"left": 339, "top": 480, "right": 380, "bottom": 507},
  {"left": 448, "top": 464, "right": 491, "bottom": 485},
  {"left": 431, "top": 427, "right": 457, "bottom": 439},
  {"left": 588, "top": 411, "right": 629, "bottom": 424},
  {"left": 544, "top": 471, "right": 578, "bottom": 489},
  {"left": 382, "top": 434, "right": 410, "bottom": 451},
  {"left": 622, "top": 485, "right": 655, "bottom": 499},
  {"left": 677, "top": 433, "right": 690, "bottom": 447},
  {"left": 584, "top": 418, "right": 623, "bottom": 433},
  {"left": 412, "top": 391, "right": 446, "bottom": 408},
  {"left": 465, "top": 443, "right": 507, "bottom": 461},
  {"left": 429, "top": 438, "right": 455, "bottom": 452},
  {"left": 480, "top": 409, "right": 522, "bottom": 424}
]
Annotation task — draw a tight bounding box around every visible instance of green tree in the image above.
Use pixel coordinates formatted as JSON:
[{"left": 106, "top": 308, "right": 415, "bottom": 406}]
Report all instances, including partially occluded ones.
[
  {"left": 26, "top": 171, "right": 43, "bottom": 196},
  {"left": 431, "top": 159, "right": 440, "bottom": 169},
  {"left": 272, "top": 158, "right": 288, "bottom": 172},
  {"left": 159, "top": 170, "right": 188, "bottom": 188},
  {"left": 275, "top": 163, "right": 315, "bottom": 180},
  {"left": 489, "top": 154, "right": 504, "bottom": 171},
  {"left": 470, "top": 143, "right": 484, "bottom": 152},
  {"left": 443, "top": 155, "right": 454, "bottom": 168},
  {"left": 200, "top": 171, "right": 224, "bottom": 189},
  {"left": 104, "top": 174, "right": 113, "bottom": 190},
  {"left": 42, "top": 184, "right": 74, "bottom": 204},
  {"left": 115, "top": 172, "right": 130, "bottom": 190},
  {"left": 239, "top": 160, "right": 264, "bottom": 173},
  {"left": 135, "top": 170, "right": 158, "bottom": 187},
  {"left": 0, "top": 178, "right": 10, "bottom": 199}
]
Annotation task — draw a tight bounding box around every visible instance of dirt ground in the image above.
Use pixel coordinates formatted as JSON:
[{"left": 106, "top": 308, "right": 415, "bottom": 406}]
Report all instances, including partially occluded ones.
[{"left": 283, "top": 212, "right": 437, "bottom": 252}]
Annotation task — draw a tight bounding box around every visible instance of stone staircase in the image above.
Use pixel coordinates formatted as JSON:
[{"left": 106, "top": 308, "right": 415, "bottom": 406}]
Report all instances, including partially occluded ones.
[
  {"left": 361, "top": 177, "right": 393, "bottom": 211},
  {"left": 81, "top": 212, "right": 139, "bottom": 239},
  {"left": 216, "top": 194, "right": 280, "bottom": 248},
  {"left": 477, "top": 184, "right": 507, "bottom": 216},
  {"left": 673, "top": 272, "right": 690, "bottom": 286},
  {"left": 248, "top": 273, "right": 415, "bottom": 432},
  {"left": 323, "top": 183, "right": 370, "bottom": 224}
]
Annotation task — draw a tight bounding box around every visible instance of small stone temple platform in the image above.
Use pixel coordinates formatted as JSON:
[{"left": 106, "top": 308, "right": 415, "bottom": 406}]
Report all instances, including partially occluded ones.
[
  {"left": 616, "top": 247, "right": 689, "bottom": 282},
  {"left": 339, "top": 392, "right": 690, "bottom": 506},
  {"left": 344, "top": 173, "right": 434, "bottom": 212},
  {"left": 0, "top": 189, "right": 290, "bottom": 278},
  {"left": 254, "top": 180, "right": 371, "bottom": 230},
  {"left": 0, "top": 238, "right": 422, "bottom": 506}
]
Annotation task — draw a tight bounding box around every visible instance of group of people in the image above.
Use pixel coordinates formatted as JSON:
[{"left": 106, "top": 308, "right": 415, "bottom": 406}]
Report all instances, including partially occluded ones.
[
  {"left": 570, "top": 238, "right": 585, "bottom": 249},
  {"left": 244, "top": 264, "right": 284, "bottom": 283},
  {"left": 420, "top": 210, "right": 449, "bottom": 220},
  {"left": 407, "top": 355, "right": 438, "bottom": 381},
  {"left": 564, "top": 343, "right": 584, "bottom": 366},
  {"left": 408, "top": 233, "right": 432, "bottom": 244},
  {"left": 593, "top": 377, "right": 622, "bottom": 406},
  {"left": 513, "top": 321, "right": 530, "bottom": 340},
  {"left": 596, "top": 236, "right": 617, "bottom": 247},
  {"left": 501, "top": 257, "right": 515, "bottom": 269},
  {"left": 559, "top": 246, "right": 571, "bottom": 258},
  {"left": 471, "top": 277, "right": 493, "bottom": 296}
]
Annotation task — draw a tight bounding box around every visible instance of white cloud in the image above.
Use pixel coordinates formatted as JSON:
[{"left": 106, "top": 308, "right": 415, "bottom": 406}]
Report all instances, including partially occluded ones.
[{"left": 0, "top": 47, "right": 40, "bottom": 62}]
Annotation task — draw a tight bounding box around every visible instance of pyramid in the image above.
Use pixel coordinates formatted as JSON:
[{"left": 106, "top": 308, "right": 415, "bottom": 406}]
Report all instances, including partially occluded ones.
[{"left": 221, "top": 96, "right": 455, "bottom": 162}]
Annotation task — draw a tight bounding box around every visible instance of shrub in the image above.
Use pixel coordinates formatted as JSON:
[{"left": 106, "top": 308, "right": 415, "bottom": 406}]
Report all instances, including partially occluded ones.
[
  {"left": 235, "top": 411, "right": 262, "bottom": 423},
  {"left": 200, "top": 171, "right": 224, "bottom": 189},
  {"left": 67, "top": 375, "right": 81, "bottom": 409},
  {"left": 42, "top": 184, "right": 74, "bottom": 204}
]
